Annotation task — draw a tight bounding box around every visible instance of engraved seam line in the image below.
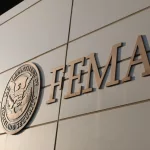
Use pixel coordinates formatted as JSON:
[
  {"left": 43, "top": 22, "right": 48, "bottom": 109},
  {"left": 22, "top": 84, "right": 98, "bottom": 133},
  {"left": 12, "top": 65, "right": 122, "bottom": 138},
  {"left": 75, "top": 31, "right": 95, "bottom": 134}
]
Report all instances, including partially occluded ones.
[
  {"left": 69, "top": 5, "right": 150, "bottom": 43},
  {"left": 53, "top": 0, "right": 75, "bottom": 150},
  {"left": 0, "top": 97, "right": 150, "bottom": 136},
  {"left": 0, "top": 120, "right": 58, "bottom": 135},
  {"left": 0, "top": 0, "right": 42, "bottom": 26},
  {"left": 0, "top": 43, "right": 67, "bottom": 75},
  {"left": 59, "top": 98, "right": 150, "bottom": 122}
]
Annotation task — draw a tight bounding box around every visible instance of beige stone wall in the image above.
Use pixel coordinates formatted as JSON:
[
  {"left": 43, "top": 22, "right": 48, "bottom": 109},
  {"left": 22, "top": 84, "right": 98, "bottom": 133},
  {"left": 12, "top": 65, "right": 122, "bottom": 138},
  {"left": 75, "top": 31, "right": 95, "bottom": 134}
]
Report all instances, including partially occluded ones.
[{"left": 0, "top": 0, "right": 150, "bottom": 149}]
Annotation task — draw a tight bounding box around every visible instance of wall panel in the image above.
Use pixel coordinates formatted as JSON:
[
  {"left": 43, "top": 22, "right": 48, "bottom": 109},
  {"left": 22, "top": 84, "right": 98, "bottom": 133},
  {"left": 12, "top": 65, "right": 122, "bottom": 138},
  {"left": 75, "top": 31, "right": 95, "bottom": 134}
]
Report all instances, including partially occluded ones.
[
  {"left": 57, "top": 101, "right": 150, "bottom": 150},
  {"left": 67, "top": 8, "right": 150, "bottom": 68},
  {"left": 0, "top": 0, "right": 71, "bottom": 73},
  {"left": 5, "top": 123, "right": 57, "bottom": 150},
  {"left": 70, "top": 0, "right": 150, "bottom": 40}
]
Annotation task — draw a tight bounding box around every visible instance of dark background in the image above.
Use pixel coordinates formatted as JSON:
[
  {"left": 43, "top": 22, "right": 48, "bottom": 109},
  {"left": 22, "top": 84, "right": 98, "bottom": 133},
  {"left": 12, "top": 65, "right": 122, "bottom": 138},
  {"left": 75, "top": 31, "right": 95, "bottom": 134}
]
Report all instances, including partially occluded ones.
[{"left": 0, "top": 0, "right": 23, "bottom": 15}]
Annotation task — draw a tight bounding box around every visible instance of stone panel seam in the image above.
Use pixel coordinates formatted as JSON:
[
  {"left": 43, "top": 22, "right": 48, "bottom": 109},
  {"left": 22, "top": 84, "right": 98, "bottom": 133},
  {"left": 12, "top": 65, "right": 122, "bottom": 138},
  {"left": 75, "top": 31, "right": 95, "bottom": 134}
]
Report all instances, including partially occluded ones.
[
  {"left": 53, "top": 0, "right": 75, "bottom": 150},
  {"left": 0, "top": 0, "right": 42, "bottom": 26},
  {"left": 0, "top": 120, "right": 58, "bottom": 136},
  {"left": 59, "top": 98, "right": 150, "bottom": 122},
  {"left": 0, "top": 6, "right": 149, "bottom": 76},
  {"left": 69, "top": 5, "right": 150, "bottom": 43},
  {"left": 0, "top": 43, "right": 67, "bottom": 76}
]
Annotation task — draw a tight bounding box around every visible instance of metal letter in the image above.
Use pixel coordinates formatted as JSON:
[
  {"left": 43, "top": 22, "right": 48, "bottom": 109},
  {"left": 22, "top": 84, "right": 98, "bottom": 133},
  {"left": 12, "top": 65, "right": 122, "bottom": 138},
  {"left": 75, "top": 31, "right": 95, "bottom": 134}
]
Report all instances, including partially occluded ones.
[
  {"left": 122, "top": 35, "right": 150, "bottom": 82},
  {"left": 47, "top": 66, "right": 65, "bottom": 104},
  {"left": 64, "top": 57, "right": 85, "bottom": 99},
  {"left": 83, "top": 43, "right": 122, "bottom": 94}
]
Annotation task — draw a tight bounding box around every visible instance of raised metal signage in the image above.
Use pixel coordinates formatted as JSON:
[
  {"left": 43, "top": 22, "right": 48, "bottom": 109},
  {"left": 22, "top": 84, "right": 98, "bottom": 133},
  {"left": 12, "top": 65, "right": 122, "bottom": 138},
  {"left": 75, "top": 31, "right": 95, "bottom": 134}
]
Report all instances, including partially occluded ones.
[
  {"left": 1, "top": 63, "right": 40, "bottom": 134},
  {"left": 1, "top": 35, "right": 150, "bottom": 134},
  {"left": 47, "top": 35, "right": 150, "bottom": 103}
]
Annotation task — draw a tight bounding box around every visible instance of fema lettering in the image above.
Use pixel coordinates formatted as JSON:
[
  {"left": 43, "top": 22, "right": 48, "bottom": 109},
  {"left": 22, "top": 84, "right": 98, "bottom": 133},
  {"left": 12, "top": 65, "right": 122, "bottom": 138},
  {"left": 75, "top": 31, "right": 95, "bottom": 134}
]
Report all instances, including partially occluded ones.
[{"left": 47, "top": 35, "right": 150, "bottom": 104}]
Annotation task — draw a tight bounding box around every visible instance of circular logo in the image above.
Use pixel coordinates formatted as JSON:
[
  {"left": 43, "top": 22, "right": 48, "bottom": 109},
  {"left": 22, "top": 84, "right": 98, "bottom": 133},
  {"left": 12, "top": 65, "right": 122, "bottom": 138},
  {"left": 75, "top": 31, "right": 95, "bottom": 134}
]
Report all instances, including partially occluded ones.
[{"left": 1, "top": 63, "right": 40, "bottom": 134}]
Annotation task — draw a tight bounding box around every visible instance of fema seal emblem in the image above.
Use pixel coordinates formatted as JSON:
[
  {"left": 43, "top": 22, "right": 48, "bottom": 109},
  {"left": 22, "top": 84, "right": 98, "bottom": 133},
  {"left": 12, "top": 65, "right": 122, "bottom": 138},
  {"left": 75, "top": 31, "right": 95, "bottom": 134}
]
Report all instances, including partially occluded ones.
[{"left": 1, "top": 63, "right": 40, "bottom": 134}]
